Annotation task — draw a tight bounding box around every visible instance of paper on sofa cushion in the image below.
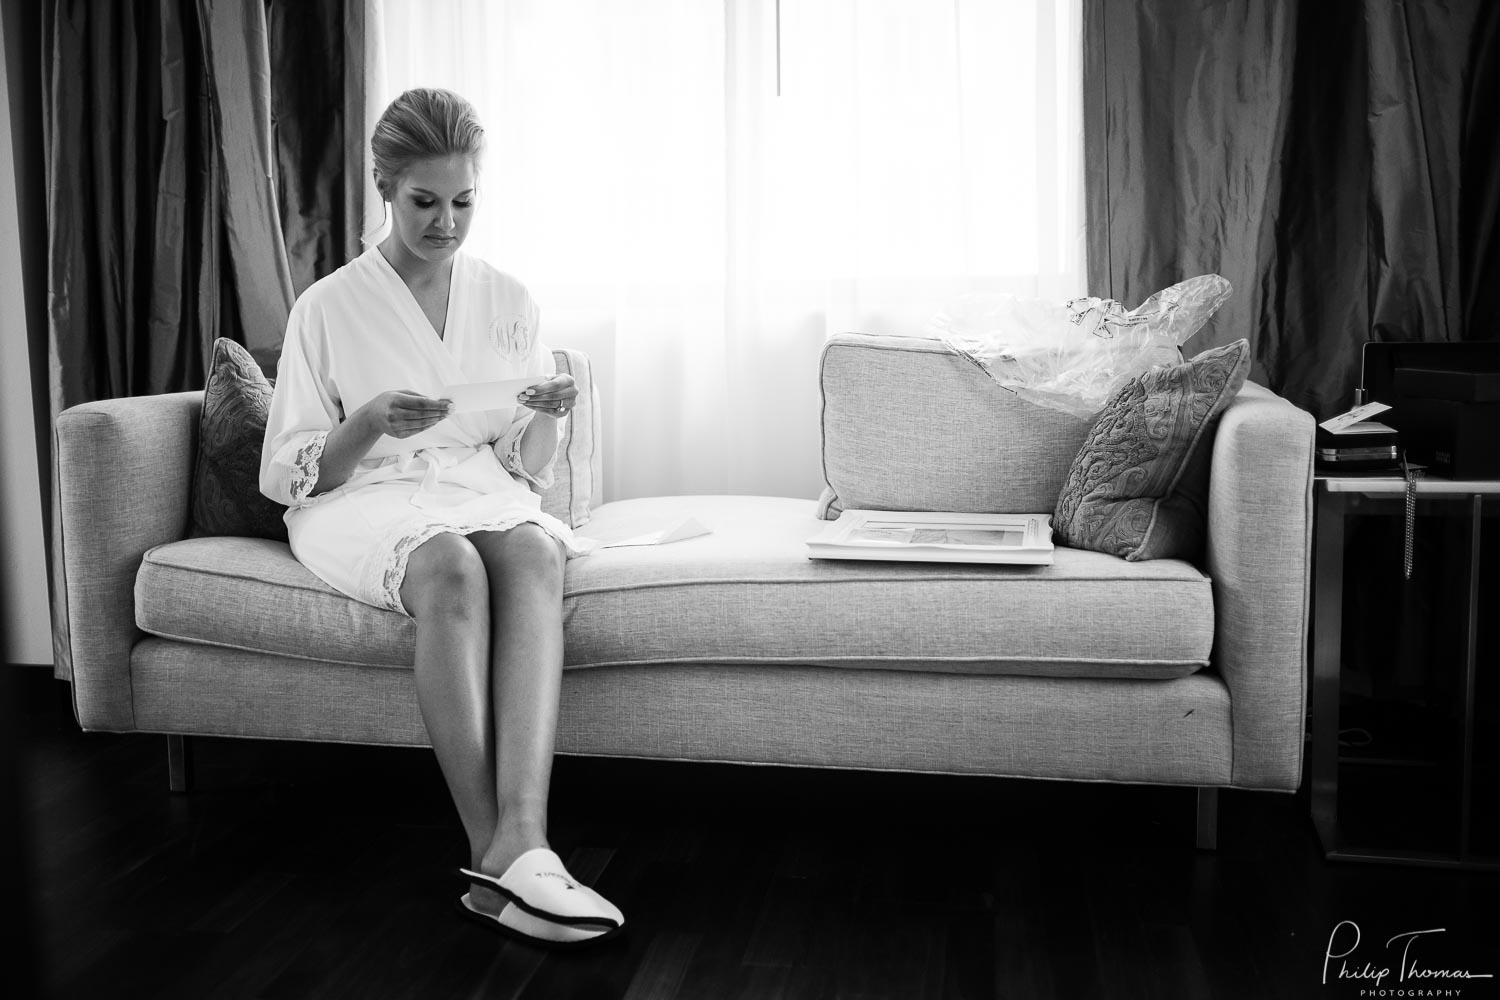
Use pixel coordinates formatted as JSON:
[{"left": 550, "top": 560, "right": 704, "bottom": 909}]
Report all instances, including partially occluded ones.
[
  {"left": 440, "top": 376, "right": 547, "bottom": 413},
  {"left": 575, "top": 513, "right": 711, "bottom": 549}
]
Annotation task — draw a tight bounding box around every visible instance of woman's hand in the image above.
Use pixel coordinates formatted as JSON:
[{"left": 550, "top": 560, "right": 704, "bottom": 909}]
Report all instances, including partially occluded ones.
[
  {"left": 361, "top": 390, "right": 454, "bottom": 439},
  {"left": 516, "top": 373, "right": 578, "bottom": 419}
]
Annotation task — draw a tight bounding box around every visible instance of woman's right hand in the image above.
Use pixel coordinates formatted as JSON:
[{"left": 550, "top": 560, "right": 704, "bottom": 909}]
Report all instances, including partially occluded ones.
[{"left": 361, "top": 390, "right": 454, "bottom": 439}]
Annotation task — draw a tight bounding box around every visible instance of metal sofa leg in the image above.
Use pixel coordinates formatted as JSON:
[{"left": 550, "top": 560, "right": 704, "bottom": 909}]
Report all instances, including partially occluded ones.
[
  {"left": 167, "top": 734, "right": 195, "bottom": 793},
  {"left": 1196, "top": 787, "right": 1219, "bottom": 850}
]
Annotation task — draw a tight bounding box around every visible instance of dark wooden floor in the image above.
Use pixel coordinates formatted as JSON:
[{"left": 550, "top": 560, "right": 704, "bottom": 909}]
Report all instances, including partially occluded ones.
[{"left": 7, "top": 667, "right": 1499, "bottom": 1000}]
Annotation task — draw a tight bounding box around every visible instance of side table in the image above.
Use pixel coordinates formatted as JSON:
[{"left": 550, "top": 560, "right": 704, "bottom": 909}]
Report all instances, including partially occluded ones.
[{"left": 1310, "top": 474, "right": 1498, "bottom": 869}]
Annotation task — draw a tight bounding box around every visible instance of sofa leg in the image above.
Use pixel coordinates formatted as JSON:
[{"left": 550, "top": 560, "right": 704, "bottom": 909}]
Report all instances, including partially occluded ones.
[
  {"left": 1195, "top": 787, "right": 1219, "bottom": 850},
  {"left": 167, "top": 735, "right": 195, "bottom": 793}
]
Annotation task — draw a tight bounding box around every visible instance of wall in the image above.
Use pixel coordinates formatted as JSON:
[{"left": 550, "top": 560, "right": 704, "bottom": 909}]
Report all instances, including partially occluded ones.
[{"left": 0, "top": 5, "right": 50, "bottom": 666}]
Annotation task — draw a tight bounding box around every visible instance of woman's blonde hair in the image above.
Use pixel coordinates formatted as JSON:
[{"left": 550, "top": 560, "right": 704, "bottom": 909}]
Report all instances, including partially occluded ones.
[{"left": 370, "top": 88, "right": 485, "bottom": 197}]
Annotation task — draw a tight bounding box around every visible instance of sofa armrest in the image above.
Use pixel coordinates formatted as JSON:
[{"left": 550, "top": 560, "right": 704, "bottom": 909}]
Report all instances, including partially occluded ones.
[
  {"left": 54, "top": 391, "right": 201, "bottom": 731},
  {"left": 1205, "top": 381, "right": 1315, "bottom": 790}
]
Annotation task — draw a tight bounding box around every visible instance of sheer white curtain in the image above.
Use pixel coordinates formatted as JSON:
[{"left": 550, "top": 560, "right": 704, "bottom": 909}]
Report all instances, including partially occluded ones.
[{"left": 377, "top": 0, "right": 1084, "bottom": 502}]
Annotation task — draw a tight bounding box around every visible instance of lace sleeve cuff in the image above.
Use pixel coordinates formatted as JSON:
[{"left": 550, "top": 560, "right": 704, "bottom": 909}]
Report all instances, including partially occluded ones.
[
  {"left": 287, "top": 430, "right": 329, "bottom": 503},
  {"left": 497, "top": 420, "right": 559, "bottom": 492}
]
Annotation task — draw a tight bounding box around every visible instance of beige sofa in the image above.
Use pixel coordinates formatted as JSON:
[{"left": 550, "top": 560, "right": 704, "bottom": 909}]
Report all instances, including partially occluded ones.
[{"left": 52, "top": 333, "right": 1316, "bottom": 847}]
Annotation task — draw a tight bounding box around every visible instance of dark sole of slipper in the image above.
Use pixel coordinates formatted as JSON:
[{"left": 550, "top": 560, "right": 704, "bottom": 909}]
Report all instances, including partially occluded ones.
[
  {"left": 452, "top": 897, "right": 625, "bottom": 952},
  {"left": 461, "top": 866, "right": 623, "bottom": 930}
]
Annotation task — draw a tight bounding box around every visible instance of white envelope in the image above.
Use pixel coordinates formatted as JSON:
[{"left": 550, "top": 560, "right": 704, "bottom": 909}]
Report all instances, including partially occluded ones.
[
  {"left": 439, "top": 376, "right": 547, "bottom": 413},
  {"left": 1319, "top": 401, "right": 1392, "bottom": 434}
]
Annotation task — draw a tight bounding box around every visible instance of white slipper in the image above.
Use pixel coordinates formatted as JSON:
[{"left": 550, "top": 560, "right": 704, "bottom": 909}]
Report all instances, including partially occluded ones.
[
  {"left": 460, "top": 848, "right": 624, "bottom": 931},
  {"left": 454, "top": 891, "right": 616, "bottom": 949}
]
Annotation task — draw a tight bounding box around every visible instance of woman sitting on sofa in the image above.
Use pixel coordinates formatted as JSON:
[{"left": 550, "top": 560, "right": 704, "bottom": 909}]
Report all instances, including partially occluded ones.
[{"left": 259, "top": 88, "right": 622, "bottom": 948}]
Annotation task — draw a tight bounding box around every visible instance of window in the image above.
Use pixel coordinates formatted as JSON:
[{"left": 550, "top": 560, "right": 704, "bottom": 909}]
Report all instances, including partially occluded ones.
[{"left": 378, "top": 0, "right": 1084, "bottom": 499}]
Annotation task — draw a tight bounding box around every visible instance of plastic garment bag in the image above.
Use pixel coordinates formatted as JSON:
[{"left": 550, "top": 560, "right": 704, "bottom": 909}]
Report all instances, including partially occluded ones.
[{"left": 925, "top": 275, "right": 1234, "bottom": 418}]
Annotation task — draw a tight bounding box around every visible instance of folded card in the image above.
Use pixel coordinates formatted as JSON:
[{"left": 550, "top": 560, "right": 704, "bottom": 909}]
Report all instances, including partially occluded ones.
[{"left": 440, "top": 376, "right": 546, "bottom": 413}]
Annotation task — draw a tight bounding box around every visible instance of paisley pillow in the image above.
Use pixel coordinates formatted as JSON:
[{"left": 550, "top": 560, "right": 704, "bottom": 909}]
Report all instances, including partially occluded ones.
[
  {"left": 1052, "top": 339, "right": 1251, "bottom": 562},
  {"left": 190, "top": 338, "right": 289, "bottom": 541}
]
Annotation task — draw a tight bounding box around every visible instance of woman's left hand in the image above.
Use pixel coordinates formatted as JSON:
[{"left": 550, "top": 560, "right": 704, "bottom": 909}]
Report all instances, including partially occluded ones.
[{"left": 516, "top": 373, "right": 578, "bottom": 419}]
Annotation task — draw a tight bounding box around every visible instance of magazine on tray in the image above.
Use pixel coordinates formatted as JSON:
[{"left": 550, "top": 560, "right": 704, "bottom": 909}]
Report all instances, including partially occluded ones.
[{"left": 806, "top": 510, "right": 1055, "bottom": 565}]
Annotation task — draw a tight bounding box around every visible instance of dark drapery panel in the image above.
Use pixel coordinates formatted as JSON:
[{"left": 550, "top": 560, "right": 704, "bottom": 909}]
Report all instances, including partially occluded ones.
[
  {"left": 1083, "top": 2, "right": 1299, "bottom": 382},
  {"left": 1365, "top": 1, "right": 1483, "bottom": 347},
  {"left": 267, "top": 0, "right": 372, "bottom": 299},
  {"left": 40, "top": 0, "right": 374, "bottom": 408},
  {"left": 42, "top": 0, "right": 209, "bottom": 408},
  {"left": 1084, "top": 0, "right": 1500, "bottom": 421},
  {"left": 42, "top": 0, "right": 293, "bottom": 410},
  {"left": 196, "top": 0, "right": 297, "bottom": 370},
  {"left": 40, "top": 0, "right": 368, "bottom": 679},
  {"left": 1461, "top": 6, "right": 1500, "bottom": 347}
]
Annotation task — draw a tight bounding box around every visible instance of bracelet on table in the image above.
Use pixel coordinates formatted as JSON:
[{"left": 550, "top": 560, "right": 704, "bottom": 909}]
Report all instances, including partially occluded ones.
[{"left": 1401, "top": 450, "right": 1425, "bottom": 581}]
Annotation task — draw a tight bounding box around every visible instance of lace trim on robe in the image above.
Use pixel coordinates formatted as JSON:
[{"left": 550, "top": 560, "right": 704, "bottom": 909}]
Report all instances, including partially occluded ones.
[
  {"left": 497, "top": 417, "right": 561, "bottom": 491},
  {"left": 289, "top": 431, "right": 330, "bottom": 504},
  {"left": 368, "top": 510, "right": 587, "bottom": 616}
]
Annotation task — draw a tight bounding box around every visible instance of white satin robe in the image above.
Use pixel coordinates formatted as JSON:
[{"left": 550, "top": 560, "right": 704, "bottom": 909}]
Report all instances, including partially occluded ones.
[{"left": 260, "top": 247, "right": 585, "bottom": 615}]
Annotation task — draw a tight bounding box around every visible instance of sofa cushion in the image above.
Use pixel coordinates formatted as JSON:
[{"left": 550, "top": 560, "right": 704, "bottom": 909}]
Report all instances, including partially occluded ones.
[
  {"left": 1053, "top": 340, "right": 1251, "bottom": 562},
  {"left": 136, "top": 496, "right": 1214, "bottom": 680},
  {"left": 191, "top": 338, "right": 289, "bottom": 541},
  {"left": 817, "top": 333, "right": 1093, "bottom": 520}
]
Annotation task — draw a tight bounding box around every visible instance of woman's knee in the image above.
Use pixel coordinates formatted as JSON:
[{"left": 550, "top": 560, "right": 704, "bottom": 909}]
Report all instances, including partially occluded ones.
[
  {"left": 473, "top": 523, "right": 565, "bottom": 583},
  {"left": 401, "top": 532, "right": 489, "bottom": 617}
]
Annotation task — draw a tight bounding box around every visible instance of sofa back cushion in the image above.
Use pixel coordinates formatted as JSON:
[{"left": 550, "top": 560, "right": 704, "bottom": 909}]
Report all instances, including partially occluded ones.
[{"left": 817, "top": 333, "right": 1093, "bottom": 519}]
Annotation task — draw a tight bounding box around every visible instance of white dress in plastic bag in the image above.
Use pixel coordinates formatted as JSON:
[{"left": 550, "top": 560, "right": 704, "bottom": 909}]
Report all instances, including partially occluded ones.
[{"left": 923, "top": 275, "right": 1233, "bottom": 419}]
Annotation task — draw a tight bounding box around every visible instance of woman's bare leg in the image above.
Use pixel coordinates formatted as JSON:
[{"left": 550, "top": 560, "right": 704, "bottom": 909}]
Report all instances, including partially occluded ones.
[
  {"left": 399, "top": 533, "right": 500, "bottom": 872},
  {"left": 399, "top": 523, "right": 568, "bottom": 917},
  {"left": 466, "top": 524, "right": 568, "bottom": 882}
]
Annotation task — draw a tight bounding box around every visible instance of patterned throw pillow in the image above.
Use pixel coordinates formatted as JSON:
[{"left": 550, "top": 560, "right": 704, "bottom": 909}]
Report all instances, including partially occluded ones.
[
  {"left": 190, "top": 338, "right": 289, "bottom": 541},
  {"left": 1052, "top": 339, "right": 1251, "bottom": 562}
]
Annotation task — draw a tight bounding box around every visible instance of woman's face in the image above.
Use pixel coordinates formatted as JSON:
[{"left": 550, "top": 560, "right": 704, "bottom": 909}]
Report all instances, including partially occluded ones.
[{"left": 380, "top": 154, "right": 477, "bottom": 266}]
